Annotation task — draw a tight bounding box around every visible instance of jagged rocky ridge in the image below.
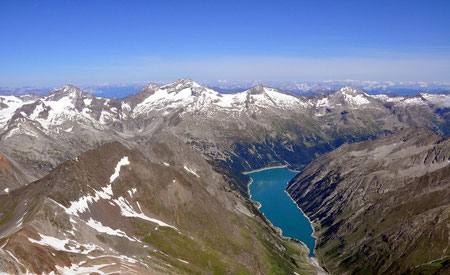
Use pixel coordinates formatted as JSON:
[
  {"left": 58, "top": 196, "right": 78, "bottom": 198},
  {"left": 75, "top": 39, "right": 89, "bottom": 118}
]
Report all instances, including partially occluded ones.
[
  {"left": 0, "top": 133, "right": 323, "bottom": 274},
  {"left": 0, "top": 79, "right": 449, "bottom": 194},
  {"left": 287, "top": 128, "right": 450, "bottom": 274}
]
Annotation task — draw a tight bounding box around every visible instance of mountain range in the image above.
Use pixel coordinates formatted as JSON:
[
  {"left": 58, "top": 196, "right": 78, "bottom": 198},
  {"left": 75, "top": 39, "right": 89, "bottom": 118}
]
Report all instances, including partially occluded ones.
[
  {"left": 0, "top": 78, "right": 449, "bottom": 274},
  {"left": 1, "top": 80, "right": 449, "bottom": 99}
]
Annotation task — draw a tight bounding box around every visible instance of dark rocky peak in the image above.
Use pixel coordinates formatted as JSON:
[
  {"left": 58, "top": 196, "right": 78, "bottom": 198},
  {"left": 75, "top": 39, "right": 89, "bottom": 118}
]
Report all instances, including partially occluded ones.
[
  {"left": 244, "top": 85, "right": 269, "bottom": 106},
  {"left": 247, "top": 85, "right": 267, "bottom": 95}
]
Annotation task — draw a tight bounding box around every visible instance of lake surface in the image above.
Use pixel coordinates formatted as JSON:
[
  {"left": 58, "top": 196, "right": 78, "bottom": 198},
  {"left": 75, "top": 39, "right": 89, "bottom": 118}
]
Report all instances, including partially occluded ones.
[{"left": 248, "top": 167, "right": 316, "bottom": 257}]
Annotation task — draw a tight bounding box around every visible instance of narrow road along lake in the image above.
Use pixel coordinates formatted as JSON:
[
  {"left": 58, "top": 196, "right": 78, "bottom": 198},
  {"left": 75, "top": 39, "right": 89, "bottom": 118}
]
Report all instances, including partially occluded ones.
[{"left": 248, "top": 167, "right": 316, "bottom": 257}]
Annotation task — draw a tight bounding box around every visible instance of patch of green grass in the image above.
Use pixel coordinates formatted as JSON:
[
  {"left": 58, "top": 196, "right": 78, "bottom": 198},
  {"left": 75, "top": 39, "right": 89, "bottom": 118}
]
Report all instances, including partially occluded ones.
[
  {"left": 0, "top": 200, "right": 18, "bottom": 226},
  {"left": 255, "top": 227, "right": 299, "bottom": 274},
  {"left": 143, "top": 227, "right": 250, "bottom": 274},
  {"left": 411, "top": 257, "right": 450, "bottom": 275}
]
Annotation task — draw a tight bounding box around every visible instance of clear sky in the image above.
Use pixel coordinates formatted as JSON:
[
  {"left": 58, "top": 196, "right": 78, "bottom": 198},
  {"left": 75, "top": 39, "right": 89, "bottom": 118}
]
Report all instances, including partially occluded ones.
[{"left": 1, "top": 0, "right": 449, "bottom": 86}]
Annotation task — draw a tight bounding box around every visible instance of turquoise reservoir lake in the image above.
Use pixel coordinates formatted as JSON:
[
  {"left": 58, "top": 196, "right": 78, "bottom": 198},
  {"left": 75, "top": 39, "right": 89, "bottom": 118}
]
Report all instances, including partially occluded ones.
[{"left": 248, "top": 167, "right": 316, "bottom": 257}]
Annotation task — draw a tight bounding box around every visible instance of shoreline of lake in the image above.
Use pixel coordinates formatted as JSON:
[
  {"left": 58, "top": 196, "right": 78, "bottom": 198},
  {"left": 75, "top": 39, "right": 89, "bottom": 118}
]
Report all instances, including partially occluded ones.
[
  {"left": 247, "top": 167, "right": 317, "bottom": 257},
  {"left": 285, "top": 189, "right": 319, "bottom": 257},
  {"left": 243, "top": 164, "right": 288, "bottom": 175}
]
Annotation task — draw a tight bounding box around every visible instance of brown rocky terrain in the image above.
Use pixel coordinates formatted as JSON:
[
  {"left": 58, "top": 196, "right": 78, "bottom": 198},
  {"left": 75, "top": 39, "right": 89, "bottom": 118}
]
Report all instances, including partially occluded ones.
[
  {"left": 0, "top": 152, "right": 28, "bottom": 195},
  {"left": 0, "top": 134, "right": 321, "bottom": 274},
  {"left": 287, "top": 128, "right": 450, "bottom": 274}
]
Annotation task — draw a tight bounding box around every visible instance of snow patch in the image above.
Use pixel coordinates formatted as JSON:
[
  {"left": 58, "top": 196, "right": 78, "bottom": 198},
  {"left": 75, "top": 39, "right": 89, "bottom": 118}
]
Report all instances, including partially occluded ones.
[
  {"left": 65, "top": 156, "right": 129, "bottom": 216},
  {"left": 0, "top": 95, "right": 33, "bottom": 129},
  {"left": 85, "top": 218, "right": 136, "bottom": 242},
  {"left": 183, "top": 166, "right": 199, "bottom": 177},
  {"left": 65, "top": 184, "right": 113, "bottom": 216},
  {"left": 28, "top": 233, "right": 100, "bottom": 254},
  {"left": 421, "top": 93, "right": 450, "bottom": 107},
  {"left": 83, "top": 98, "right": 92, "bottom": 106},
  {"left": 29, "top": 102, "right": 45, "bottom": 120},
  {"left": 127, "top": 188, "right": 137, "bottom": 197},
  {"left": 113, "top": 196, "right": 177, "bottom": 229},
  {"left": 110, "top": 157, "right": 130, "bottom": 183},
  {"left": 316, "top": 98, "right": 329, "bottom": 107},
  {"left": 177, "top": 258, "right": 189, "bottom": 264},
  {"left": 342, "top": 93, "right": 370, "bottom": 106}
]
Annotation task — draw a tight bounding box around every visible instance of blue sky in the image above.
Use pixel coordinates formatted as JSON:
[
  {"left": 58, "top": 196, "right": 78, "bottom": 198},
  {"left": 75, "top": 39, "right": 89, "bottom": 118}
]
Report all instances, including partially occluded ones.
[{"left": 1, "top": 0, "right": 449, "bottom": 86}]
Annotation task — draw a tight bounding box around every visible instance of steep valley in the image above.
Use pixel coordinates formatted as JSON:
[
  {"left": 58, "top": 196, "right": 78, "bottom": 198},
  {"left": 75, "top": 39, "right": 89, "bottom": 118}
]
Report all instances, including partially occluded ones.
[{"left": 0, "top": 79, "right": 449, "bottom": 274}]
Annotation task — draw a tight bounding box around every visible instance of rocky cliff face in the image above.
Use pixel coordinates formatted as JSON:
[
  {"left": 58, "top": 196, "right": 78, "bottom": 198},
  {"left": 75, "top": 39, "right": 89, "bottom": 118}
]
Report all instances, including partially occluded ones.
[{"left": 287, "top": 128, "right": 450, "bottom": 274}]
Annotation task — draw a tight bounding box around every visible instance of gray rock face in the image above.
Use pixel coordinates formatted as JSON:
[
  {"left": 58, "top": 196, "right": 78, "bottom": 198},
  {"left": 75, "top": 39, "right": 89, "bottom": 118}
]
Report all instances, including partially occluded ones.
[
  {"left": 0, "top": 79, "right": 448, "bottom": 190},
  {"left": 287, "top": 128, "right": 450, "bottom": 274}
]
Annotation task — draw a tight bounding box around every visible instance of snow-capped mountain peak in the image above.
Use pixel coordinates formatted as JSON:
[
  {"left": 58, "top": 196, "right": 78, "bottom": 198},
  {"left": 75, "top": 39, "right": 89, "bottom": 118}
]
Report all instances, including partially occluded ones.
[
  {"left": 142, "top": 83, "right": 160, "bottom": 91},
  {"left": 160, "top": 78, "right": 201, "bottom": 91},
  {"left": 336, "top": 86, "right": 367, "bottom": 96},
  {"left": 419, "top": 92, "right": 450, "bottom": 108},
  {"left": 331, "top": 86, "right": 371, "bottom": 106},
  {"left": 1, "top": 79, "right": 449, "bottom": 143},
  {"left": 0, "top": 95, "right": 35, "bottom": 129},
  {"left": 49, "top": 85, "right": 85, "bottom": 98},
  {"left": 133, "top": 79, "right": 225, "bottom": 115}
]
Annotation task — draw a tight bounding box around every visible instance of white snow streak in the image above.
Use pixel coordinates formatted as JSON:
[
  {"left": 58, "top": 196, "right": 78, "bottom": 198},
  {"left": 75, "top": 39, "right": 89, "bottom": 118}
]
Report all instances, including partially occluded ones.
[
  {"left": 65, "top": 157, "right": 129, "bottom": 216},
  {"left": 110, "top": 157, "right": 130, "bottom": 183},
  {"left": 113, "top": 196, "right": 177, "bottom": 229},
  {"left": 183, "top": 166, "right": 199, "bottom": 177},
  {"left": 85, "top": 218, "right": 136, "bottom": 242},
  {"left": 28, "top": 233, "right": 100, "bottom": 254}
]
